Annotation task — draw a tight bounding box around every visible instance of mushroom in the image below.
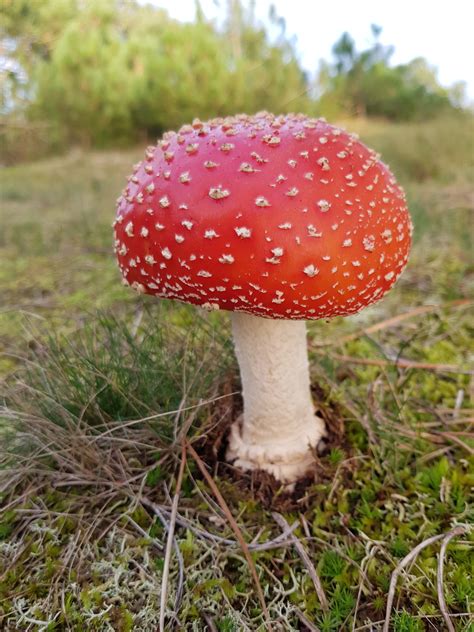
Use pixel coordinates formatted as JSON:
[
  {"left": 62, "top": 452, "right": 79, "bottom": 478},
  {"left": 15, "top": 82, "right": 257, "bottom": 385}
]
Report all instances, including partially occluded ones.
[{"left": 113, "top": 112, "right": 412, "bottom": 483}]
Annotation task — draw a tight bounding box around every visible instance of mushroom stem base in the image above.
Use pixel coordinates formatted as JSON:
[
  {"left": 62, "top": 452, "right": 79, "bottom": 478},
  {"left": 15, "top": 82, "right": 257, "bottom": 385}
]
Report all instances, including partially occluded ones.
[
  {"left": 227, "top": 414, "right": 325, "bottom": 483},
  {"left": 226, "top": 312, "right": 326, "bottom": 483}
]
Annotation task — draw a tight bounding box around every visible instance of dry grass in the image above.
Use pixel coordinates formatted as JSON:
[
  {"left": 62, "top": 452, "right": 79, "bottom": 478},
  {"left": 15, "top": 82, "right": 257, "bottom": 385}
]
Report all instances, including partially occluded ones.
[{"left": 1, "top": 115, "right": 473, "bottom": 631}]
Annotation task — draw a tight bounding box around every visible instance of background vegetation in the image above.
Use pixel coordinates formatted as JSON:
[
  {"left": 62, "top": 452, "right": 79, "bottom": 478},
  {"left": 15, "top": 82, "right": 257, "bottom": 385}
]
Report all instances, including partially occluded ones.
[
  {"left": 0, "top": 1, "right": 473, "bottom": 631},
  {"left": 0, "top": 0, "right": 468, "bottom": 163}
]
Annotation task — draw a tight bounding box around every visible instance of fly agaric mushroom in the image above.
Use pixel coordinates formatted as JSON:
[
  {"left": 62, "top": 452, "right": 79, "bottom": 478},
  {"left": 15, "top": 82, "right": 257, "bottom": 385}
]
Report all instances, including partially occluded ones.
[{"left": 113, "top": 112, "right": 412, "bottom": 483}]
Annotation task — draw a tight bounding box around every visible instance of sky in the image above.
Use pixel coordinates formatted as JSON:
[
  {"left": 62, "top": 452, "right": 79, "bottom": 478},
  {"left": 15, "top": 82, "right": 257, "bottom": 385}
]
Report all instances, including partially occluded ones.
[{"left": 148, "top": 0, "right": 474, "bottom": 101}]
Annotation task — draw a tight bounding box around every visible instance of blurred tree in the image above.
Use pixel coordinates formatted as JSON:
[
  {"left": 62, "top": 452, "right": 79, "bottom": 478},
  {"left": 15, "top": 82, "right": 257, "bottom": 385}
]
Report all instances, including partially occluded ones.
[
  {"left": 1, "top": 0, "right": 311, "bottom": 148},
  {"left": 317, "top": 25, "right": 462, "bottom": 121},
  {"left": 0, "top": 0, "right": 77, "bottom": 112},
  {"left": 124, "top": 9, "right": 232, "bottom": 136},
  {"left": 33, "top": 0, "right": 138, "bottom": 144},
  {"left": 224, "top": 1, "right": 310, "bottom": 115},
  {"left": 0, "top": 2, "right": 467, "bottom": 159}
]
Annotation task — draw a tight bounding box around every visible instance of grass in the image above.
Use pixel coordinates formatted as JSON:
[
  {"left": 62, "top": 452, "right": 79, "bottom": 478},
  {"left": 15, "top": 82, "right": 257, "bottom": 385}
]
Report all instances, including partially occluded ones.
[{"left": 1, "top": 114, "right": 473, "bottom": 631}]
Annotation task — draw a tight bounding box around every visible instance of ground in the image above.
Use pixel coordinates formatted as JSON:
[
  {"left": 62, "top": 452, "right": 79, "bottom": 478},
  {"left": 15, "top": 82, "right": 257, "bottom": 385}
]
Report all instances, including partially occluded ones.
[{"left": 0, "top": 115, "right": 473, "bottom": 631}]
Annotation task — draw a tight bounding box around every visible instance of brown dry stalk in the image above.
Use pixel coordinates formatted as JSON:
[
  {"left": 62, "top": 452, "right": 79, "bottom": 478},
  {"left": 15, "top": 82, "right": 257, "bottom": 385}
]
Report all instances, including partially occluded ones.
[
  {"left": 437, "top": 526, "right": 470, "bottom": 632},
  {"left": 389, "top": 424, "right": 474, "bottom": 455},
  {"left": 97, "top": 391, "right": 238, "bottom": 438},
  {"left": 383, "top": 524, "right": 470, "bottom": 632},
  {"left": 159, "top": 442, "right": 187, "bottom": 632},
  {"left": 313, "top": 299, "right": 472, "bottom": 347},
  {"left": 272, "top": 512, "right": 329, "bottom": 612},
  {"left": 186, "top": 442, "right": 273, "bottom": 631},
  {"left": 437, "top": 432, "right": 474, "bottom": 455},
  {"left": 320, "top": 353, "right": 473, "bottom": 375},
  {"left": 294, "top": 607, "right": 322, "bottom": 632}
]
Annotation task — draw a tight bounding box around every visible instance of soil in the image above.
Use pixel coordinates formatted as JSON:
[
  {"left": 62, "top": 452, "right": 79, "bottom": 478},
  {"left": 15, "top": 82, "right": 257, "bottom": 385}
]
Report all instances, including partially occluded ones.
[{"left": 193, "top": 373, "right": 354, "bottom": 512}]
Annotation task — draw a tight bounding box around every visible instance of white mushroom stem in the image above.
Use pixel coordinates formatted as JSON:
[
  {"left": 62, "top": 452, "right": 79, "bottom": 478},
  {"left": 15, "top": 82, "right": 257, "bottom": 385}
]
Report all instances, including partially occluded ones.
[{"left": 226, "top": 311, "right": 326, "bottom": 483}]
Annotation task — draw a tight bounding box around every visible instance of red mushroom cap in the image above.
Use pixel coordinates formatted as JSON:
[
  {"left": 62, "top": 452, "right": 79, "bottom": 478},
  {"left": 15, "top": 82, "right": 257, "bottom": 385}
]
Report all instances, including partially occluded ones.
[{"left": 114, "top": 112, "right": 412, "bottom": 319}]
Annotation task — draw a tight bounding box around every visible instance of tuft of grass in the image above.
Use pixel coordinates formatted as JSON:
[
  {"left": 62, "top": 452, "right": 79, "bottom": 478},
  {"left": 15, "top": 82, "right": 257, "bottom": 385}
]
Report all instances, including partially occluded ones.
[{"left": 1, "top": 299, "right": 472, "bottom": 630}]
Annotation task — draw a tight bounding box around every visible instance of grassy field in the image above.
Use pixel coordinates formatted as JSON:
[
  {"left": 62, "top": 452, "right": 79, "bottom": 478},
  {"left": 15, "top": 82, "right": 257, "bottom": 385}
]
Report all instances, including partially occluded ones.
[{"left": 1, "top": 116, "right": 473, "bottom": 631}]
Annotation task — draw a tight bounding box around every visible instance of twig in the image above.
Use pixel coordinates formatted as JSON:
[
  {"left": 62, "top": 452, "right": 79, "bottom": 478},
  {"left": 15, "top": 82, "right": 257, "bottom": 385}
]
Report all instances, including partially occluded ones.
[
  {"left": 201, "top": 612, "right": 219, "bottom": 632},
  {"left": 317, "top": 353, "right": 473, "bottom": 375},
  {"left": 452, "top": 389, "right": 464, "bottom": 420},
  {"left": 417, "top": 446, "right": 453, "bottom": 464},
  {"left": 384, "top": 534, "right": 445, "bottom": 631},
  {"left": 327, "top": 456, "right": 369, "bottom": 503},
  {"left": 97, "top": 391, "right": 239, "bottom": 437},
  {"left": 312, "top": 299, "right": 472, "bottom": 347},
  {"left": 186, "top": 441, "right": 273, "bottom": 631},
  {"left": 294, "top": 607, "right": 322, "bottom": 632},
  {"left": 437, "top": 432, "right": 474, "bottom": 455},
  {"left": 383, "top": 525, "right": 470, "bottom": 632},
  {"left": 355, "top": 613, "right": 473, "bottom": 631},
  {"left": 395, "top": 425, "right": 474, "bottom": 455},
  {"left": 130, "top": 307, "right": 144, "bottom": 337},
  {"left": 352, "top": 542, "right": 380, "bottom": 631},
  {"left": 437, "top": 525, "right": 470, "bottom": 632},
  {"left": 159, "top": 442, "right": 187, "bottom": 632},
  {"left": 146, "top": 502, "right": 185, "bottom": 611},
  {"left": 140, "top": 495, "right": 298, "bottom": 550},
  {"left": 272, "top": 512, "right": 329, "bottom": 613},
  {"left": 125, "top": 516, "right": 163, "bottom": 552}
]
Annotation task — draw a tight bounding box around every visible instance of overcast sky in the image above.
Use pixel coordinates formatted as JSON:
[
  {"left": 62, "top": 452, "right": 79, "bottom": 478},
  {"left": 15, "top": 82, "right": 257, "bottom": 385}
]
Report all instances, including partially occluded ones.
[{"left": 147, "top": 0, "right": 474, "bottom": 101}]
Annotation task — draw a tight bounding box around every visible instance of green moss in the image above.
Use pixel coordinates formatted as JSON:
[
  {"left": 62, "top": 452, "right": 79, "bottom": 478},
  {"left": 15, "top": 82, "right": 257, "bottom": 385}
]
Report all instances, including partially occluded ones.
[{"left": 392, "top": 611, "right": 425, "bottom": 632}]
